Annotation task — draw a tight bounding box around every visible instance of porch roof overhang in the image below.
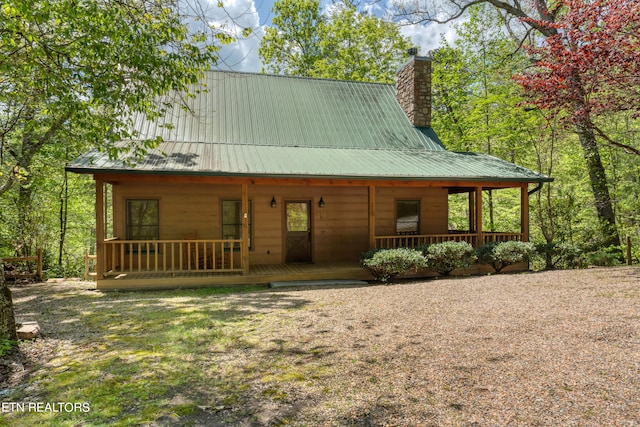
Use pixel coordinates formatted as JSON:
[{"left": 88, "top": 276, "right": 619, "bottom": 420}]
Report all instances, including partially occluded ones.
[{"left": 66, "top": 141, "right": 553, "bottom": 185}]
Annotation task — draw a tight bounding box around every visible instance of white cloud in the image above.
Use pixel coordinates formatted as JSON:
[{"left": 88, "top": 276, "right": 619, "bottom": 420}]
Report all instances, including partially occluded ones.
[
  {"left": 384, "top": 0, "right": 466, "bottom": 56},
  {"left": 400, "top": 20, "right": 459, "bottom": 56},
  {"left": 206, "top": 0, "right": 266, "bottom": 72}
]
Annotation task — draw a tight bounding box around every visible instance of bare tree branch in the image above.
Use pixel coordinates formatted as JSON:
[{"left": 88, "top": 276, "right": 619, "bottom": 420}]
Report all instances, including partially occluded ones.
[
  {"left": 593, "top": 125, "right": 640, "bottom": 155},
  {"left": 394, "top": 0, "right": 558, "bottom": 37},
  {"left": 0, "top": 166, "right": 18, "bottom": 198},
  {"left": 395, "top": 0, "right": 485, "bottom": 25}
]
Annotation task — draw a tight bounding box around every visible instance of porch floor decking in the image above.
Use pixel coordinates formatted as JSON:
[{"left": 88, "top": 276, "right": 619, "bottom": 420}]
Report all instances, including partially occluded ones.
[{"left": 97, "top": 262, "right": 373, "bottom": 290}]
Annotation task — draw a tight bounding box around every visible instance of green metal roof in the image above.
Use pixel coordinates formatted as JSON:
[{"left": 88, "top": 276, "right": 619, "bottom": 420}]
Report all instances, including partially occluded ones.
[
  {"left": 67, "top": 142, "right": 551, "bottom": 183},
  {"left": 132, "top": 71, "right": 445, "bottom": 150},
  {"left": 67, "top": 70, "right": 552, "bottom": 183}
]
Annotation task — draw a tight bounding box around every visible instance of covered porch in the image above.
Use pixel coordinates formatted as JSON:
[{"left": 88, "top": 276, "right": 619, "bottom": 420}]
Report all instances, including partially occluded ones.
[
  {"left": 92, "top": 175, "right": 532, "bottom": 289},
  {"left": 373, "top": 184, "right": 530, "bottom": 249}
]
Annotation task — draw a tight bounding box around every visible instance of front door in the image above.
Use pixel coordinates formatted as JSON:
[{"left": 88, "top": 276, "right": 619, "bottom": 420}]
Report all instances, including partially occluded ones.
[{"left": 285, "top": 201, "right": 312, "bottom": 263}]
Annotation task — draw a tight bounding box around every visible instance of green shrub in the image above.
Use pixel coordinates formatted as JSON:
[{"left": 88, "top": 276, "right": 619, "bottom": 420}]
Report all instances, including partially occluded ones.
[
  {"left": 360, "top": 248, "right": 383, "bottom": 261},
  {"left": 478, "top": 241, "right": 536, "bottom": 272},
  {"left": 476, "top": 242, "right": 499, "bottom": 266},
  {"left": 423, "top": 241, "right": 477, "bottom": 275},
  {"left": 585, "top": 246, "right": 622, "bottom": 267},
  {"left": 361, "top": 248, "right": 427, "bottom": 282},
  {"left": 534, "top": 242, "right": 584, "bottom": 270}
]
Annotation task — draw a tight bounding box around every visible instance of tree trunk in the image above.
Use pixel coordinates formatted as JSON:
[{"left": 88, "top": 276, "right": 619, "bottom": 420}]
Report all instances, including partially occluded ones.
[
  {"left": 59, "top": 170, "right": 69, "bottom": 266},
  {"left": 574, "top": 118, "right": 622, "bottom": 250},
  {"left": 0, "top": 274, "right": 17, "bottom": 341},
  {"left": 17, "top": 184, "right": 33, "bottom": 257}
]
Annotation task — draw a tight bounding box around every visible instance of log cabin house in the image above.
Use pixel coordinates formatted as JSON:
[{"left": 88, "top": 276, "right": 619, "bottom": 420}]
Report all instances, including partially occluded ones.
[{"left": 67, "top": 56, "right": 552, "bottom": 289}]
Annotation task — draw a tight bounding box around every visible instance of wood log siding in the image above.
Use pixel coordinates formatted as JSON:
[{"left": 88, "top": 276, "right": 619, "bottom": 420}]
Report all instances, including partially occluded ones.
[
  {"left": 103, "top": 239, "right": 243, "bottom": 275},
  {"left": 104, "top": 180, "right": 529, "bottom": 273}
]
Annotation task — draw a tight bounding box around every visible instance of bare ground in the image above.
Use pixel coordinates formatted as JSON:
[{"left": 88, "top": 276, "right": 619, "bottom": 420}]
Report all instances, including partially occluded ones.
[{"left": 2, "top": 267, "right": 640, "bottom": 426}]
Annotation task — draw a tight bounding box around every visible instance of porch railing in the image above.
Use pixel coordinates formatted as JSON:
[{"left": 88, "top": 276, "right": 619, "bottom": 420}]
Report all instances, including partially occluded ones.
[
  {"left": 103, "top": 238, "right": 243, "bottom": 276},
  {"left": 481, "top": 232, "right": 525, "bottom": 244},
  {"left": 374, "top": 232, "right": 524, "bottom": 249}
]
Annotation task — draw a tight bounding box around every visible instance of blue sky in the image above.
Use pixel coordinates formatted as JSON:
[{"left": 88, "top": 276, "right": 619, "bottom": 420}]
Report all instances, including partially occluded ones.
[{"left": 208, "top": 0, "right": 459, "bottom": 73}]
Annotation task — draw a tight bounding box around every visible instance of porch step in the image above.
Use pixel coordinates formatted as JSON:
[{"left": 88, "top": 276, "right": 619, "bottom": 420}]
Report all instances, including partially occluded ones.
[{"left": 269, "top": 279, "right": 369, "bottom": 289}]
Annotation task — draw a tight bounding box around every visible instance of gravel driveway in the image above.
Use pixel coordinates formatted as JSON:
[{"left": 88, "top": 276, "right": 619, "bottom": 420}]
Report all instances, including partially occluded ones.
[
  {"left": 236, "top": 267, "right": 640, "bottom": 426},
  {"left": 5, "top": 267, "right": 640, "bottom": 426}
]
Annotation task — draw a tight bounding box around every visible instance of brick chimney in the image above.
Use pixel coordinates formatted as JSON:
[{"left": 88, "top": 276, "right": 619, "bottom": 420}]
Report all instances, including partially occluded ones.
[{"left": 396, "top": 54, "right": 432, "bottom": 128}]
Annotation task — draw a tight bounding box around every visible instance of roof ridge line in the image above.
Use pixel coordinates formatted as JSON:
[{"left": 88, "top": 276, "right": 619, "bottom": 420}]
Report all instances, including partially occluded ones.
[{"left": 207, "top": 69, "right": 393, "bottom": 87}]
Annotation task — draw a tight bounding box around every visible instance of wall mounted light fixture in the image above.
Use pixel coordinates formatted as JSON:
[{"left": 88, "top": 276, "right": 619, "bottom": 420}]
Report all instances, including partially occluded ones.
[
  {"left": 270, "top": 196, "right": 277, "bottom": 208},
  {"left": 318, "top": 197, "right": 325, "bottom": 208}
]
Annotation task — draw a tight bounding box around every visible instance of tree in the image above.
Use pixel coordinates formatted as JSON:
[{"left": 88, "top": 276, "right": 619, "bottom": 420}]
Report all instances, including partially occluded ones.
[
  {"left": 259, "top": 0, "right": 324, "bottom": 76},
  {"left": 260, "top": 0, "right": 411, "bottom": 83},
  {"left": 0, "top": 0, "right": 224, "bottom": 341},
  {"left": 314, "top": 2, "right": 413, "bottom": 82},
  {"left": 395, "top": 0, "right": 640, "bottom": 253},
  {"left": 431, "top": 6, "right": 544, "bottom": 232},
  {"left": 429, "top": 42, "right": 473, "bottom": 149},
  {"left": 513, "top": 0, "right": 640, "bottom": 252}
]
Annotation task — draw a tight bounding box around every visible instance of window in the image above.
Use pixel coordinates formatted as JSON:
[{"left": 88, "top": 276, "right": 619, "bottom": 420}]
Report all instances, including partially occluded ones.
[
  {"left": 222, "top": 200, "right": 252, "bottom": 249},
  {"left": 396, "top": 200, "right": 420, "bottom": 235},
  {"left": 126, "top": 200, "right": 159, "bottom": 240}
]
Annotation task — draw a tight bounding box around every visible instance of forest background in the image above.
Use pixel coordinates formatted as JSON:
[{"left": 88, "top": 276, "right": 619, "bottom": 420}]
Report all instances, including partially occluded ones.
[{"left": 1, "top": 0, "right": 638, "bottom": 279}]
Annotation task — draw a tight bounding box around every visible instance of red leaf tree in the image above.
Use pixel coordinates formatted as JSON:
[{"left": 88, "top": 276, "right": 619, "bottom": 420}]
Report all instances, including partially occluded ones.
[{"left": 514, "top": 0, "right": 640, "bottom": 250}]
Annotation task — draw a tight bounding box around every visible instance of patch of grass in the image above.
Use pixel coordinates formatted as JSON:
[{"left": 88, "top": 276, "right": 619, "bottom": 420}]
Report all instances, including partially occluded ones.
[
  {"left": 3, "top": 285, "right": 276, "bottom": 426},
  {"left": 261, "top": 386, "right": 289, "bottom": 402},
  {"left": 171, "top": 403, "right": 199, "bottom": 416}
]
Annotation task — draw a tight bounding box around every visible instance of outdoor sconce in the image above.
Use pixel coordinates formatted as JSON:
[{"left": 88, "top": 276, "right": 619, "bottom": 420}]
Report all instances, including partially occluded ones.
[
  {"left": 270, "top": 196, "right": 277, "bottom": 208},
  {"left": 318, "top": 197, "right": 325, "bottom": 208}
]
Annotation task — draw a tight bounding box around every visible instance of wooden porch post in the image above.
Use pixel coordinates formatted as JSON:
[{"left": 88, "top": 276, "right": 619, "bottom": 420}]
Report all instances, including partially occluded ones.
[
  {"left": 475, "top": 186, "right": 483, "bottom": 247},
  {"left": 241, "top": 183, "right": 250, "bottom": 275},
  {"left": 95, "top": 178, "right": 105, "bottom": 279},
  {"left": 369, "top": 186, "right": 376, "bottom": 249},
  {"left": 468, "top": 190, "right": 475, "bottom": 232},
  {"left": 521, "top": 184, "right": 529, "bottom": 242}
]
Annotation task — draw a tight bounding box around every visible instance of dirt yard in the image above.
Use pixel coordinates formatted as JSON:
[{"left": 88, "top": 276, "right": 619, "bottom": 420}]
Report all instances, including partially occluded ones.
[{"left": 2, "top": 267, "right": 639, "bottom": 426}]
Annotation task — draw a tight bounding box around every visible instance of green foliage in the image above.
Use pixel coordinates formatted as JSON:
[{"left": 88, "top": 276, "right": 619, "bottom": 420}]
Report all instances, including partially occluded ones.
[
  {"left": 585, "top": 246, "right": 622, "bottom": 267},
  {"left": 430, "top": 3, "right": 640, "bottom": 269},
  {"left": 431, "top": 6, "right": 533, "bottom": 156},
  {"left": 534, "top": 242, "right": 584, "bottom": 270},
  {"left": 314, "top": 3, "right": 412, "bottom": 83},
  {"left": 0, "top": 0, "right": 224, "bottom": 273},
  {"left": 476, "top": 242, "right": 498, "bottom": 265},
  {"left": 44, "top": 260, "right": 84, "bottom": 280},
  {"left": 0, "top": 0, "right": 220, "bottom": 169},
  {"left": 0, "top": 0, "right": 224, "bottom": 339},
  {"left": 259, "top": 0, "right": 411, "bottom": 83},
  {"left": 0, "top": 339, "right": 17, "bottom": 357},
  {"left": 360, "top": 248, "right": 383, "bottom": 261},
  {"left": 0, "top": 0, "right": 223, "bottom": 208},
  {"left": 478, "top": 241, "right": 537, "bottom": 273},
  {"left": 259, "top": 0, "right": 323, "bottom": 76},
  {"left": 422, "top": 241, "right": 477, "bottom": 275},
  {"left": 361, "top": 248, "right": 427, "bottom": 282}
]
